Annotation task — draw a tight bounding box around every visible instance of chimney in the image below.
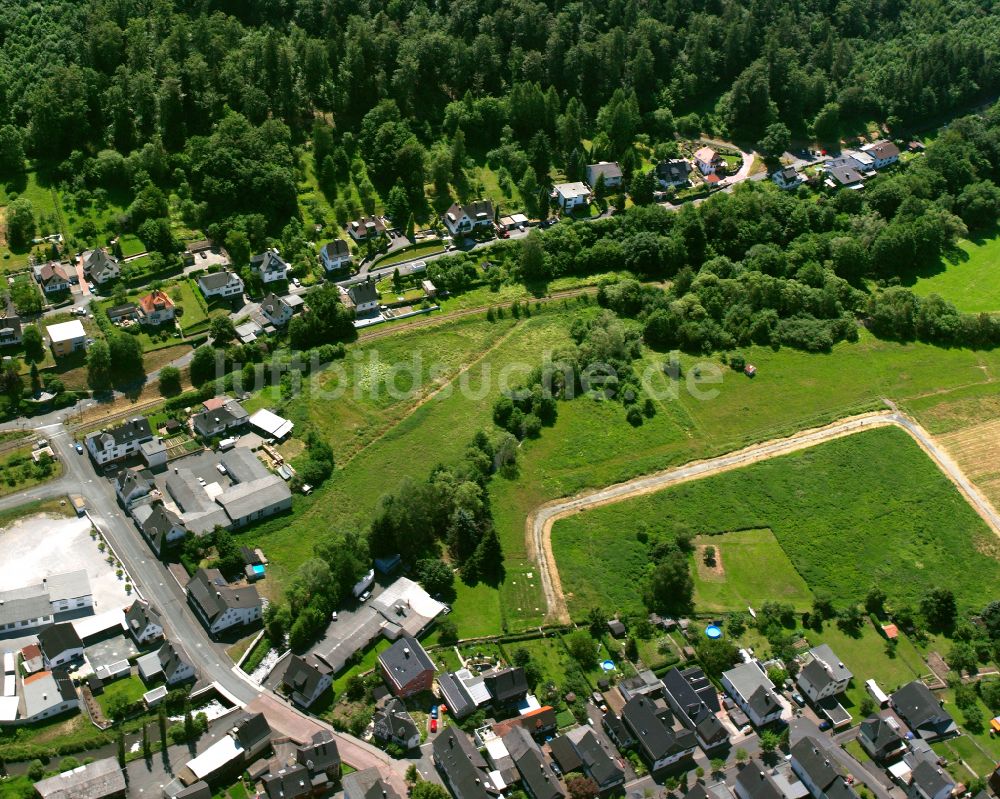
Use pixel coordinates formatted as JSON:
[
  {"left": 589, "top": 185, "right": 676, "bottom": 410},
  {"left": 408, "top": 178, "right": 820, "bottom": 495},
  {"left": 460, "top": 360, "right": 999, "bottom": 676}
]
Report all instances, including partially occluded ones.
[{"left": 403, "top": 647, "right": 410, "bottom": 658}]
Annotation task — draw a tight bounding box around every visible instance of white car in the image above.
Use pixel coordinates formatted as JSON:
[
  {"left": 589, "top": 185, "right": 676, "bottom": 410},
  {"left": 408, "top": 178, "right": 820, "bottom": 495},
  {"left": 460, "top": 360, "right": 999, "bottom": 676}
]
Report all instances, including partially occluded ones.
[
  {"left": 291, "top": 277, "right": 301, "bottom": 287},
  {"left": 359, "top": 590, "right": 372, "bottom": 603},
  {"left": 331, "top": 611, "right": 338, "bottom": 622}
]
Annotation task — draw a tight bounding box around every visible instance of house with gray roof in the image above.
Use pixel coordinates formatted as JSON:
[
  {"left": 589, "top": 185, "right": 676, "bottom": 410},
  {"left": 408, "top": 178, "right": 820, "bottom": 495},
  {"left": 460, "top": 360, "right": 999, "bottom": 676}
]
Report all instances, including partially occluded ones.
[
  {"left": 280, "top": 654, "right": 332, "bottom": 709},
  {"left": 0, "top": 296, "right": 22, "bottom": 347},
  {"left": 261, "top": 765, "right": 310, "bottom": 799},
  {"left": 586, "top": 161, "right": 623, "bottom": 189},
  {"left": 82, "top": 249, "right": 121, "bottom": 285},
  {"left": 124, "top": 600, "right": 163, "bottom": 646},
  {"left": 39, "top": 623, "right": 84, "bottom": 669},
  {"left": 294, "top": 730, "right": 340, "bottom": 779},
  {"left": 657, "top": 158, "right": 692, "bottom": 188},
  {"left": 378, "top": 636, "right": 434, "bottom": 698},
  {"left": 186, "top": 568, "right": 262, "bottom": 635},
  {"left": 320, "top": 239, "right": 352, "bottom": 273},
  {"left": 432, "top": 726, "right": 498, "bottom": 799},
  {"left": 565, "top": 726, "right": 625, "bottom": 793},
  {"left": 907, "top": 760, "right": 954, "bottom": 799},
  {"left": 133, "top": 501, "right": 187, "bottom": 555},
  {"left": 115, "top": 467, "right": 154, "bottom": 507},
  {"left": 373, "top": 697, "right": 420, "bottom": 750},
  {"left": 890, "top": 682, "right": 957, "bottom": 741},
  {"left": 662, "top": 666, "right": 728, "bottom": 751},
  {"left": 86, "top": 418, "right": 153, "bottom": 466},
  {"left": 796, "top": 644, "right": 852, "bottom": 703},
  {"left": 437, "top": 668, "right": 490, "bottom": 719},
  {"left": 34, "top": 756, "right": 125, "bottom": 799},
  {"left": 346, "top": 277, "right": 379, "bottom": 313},
  {"left": 443, "top": 199, "right": 495, "bottom": 237},
  {"left": 197, "top": 271, "right": 244, "bottom": 299},
  {"left": 736, "top": 766, "right": 785, "bottom": 799},
  {"left": 615, "top": 695, "right": 697, "bottom": 772},
  {"left": 722, "top": 661, "right": 783, "bottom": 727},
  {"left": 343, "top": 768, "right": 400, "bottom": 799},
  {"left": 858, "top": 715, "right": 905, "bottom": 761},
  {"left": 137, "top": 641, "right": 195, "bottom": 686},
  {"left": 259, "top": 293, "right": 294, "bottom": 327},
  {"left": 484, "top": 666, "right": 528, "bottom": 705},
  {"left": 20, "top": 669, "right": 78, "bottom": 723},
  {"left": 250, "top": 249, "right": 289, "bottom": 285},
  {"left": 192, "top": 398, "right": 248, "bottom": 438},
  {"left": 790, "top": 737, "right": 859, "bottom": 799}
]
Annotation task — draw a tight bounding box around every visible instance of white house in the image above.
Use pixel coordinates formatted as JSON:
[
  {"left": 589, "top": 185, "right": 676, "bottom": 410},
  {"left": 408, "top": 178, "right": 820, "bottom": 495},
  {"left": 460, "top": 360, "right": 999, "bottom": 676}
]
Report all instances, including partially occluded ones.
[
  {"left": 656, "top": 159, "right": 692, "bottom": 188},
  {"left": 772, "top": 166, "right": 805, "bottom": 190},
  {"left": 38, "top": 623, "right": 84, "bottom": 669},
  {"left": 124, "top": 600, "right": 164, "bottom": 646},
  {"left": 250, "top": 249, "right": 289, "bottom": 284},
  {"left": 37, "top": 262, "right": 72, "bottom": 294},
  {"left": 346, "top": 278, "right": 379, "bottom": 314},
  {"left": 85, "top": 417, "right": 153, "bottom": 466},
  {"left": 19, "top": 671, "right": 78, "bottom": 723},
  {"left": 82, "top": 249, "right": 121, "bottom": 285},
  {"left": 694, "top": 146, "right": 721, "bottom": 175},
  {"left": 861, "top": 140, "right": 901, "bottom": 169},
  {"left": 281, "top": 654, "right": 333, "bottom": 709},
  {"left": 553, "top": 182, "right": 590, "bottom": 210},
  {"left": 796, "top": 644, "right": 852, "bottom": 703},
  {"left": 137, "top": 289, "right": 175, "bottom": 326},
  {"left": 137, "top": 641, "right": 195, "bottom": 686},
  {"left": 443, "top": 200, "right": 495, "bottom": 237},
  {"left": 721, "top": 661, "right": 783, "bottom": 727},
  {"left": 347, "top": 216, "right": 386, "bottom": 242},
  {"left": 187, "top": 568, "right": 262, "bottom": 635},
  {"left": 320, "top": 240, "right": 352, "bottom": 273},
  {"left": 198, "top": 271, "right": 244, "bottom": 299},
  {"left": 260, "top": 293, "right": 293, "bottom": 327},
  {"left": 373, "top": 698, "right": 421, "bottom": 751},
  {"left": 46, "top": 319, "right": 87, "bottom": 358},
  {"left": 586, "top": 162, "right": 623, "bottom": 189}
]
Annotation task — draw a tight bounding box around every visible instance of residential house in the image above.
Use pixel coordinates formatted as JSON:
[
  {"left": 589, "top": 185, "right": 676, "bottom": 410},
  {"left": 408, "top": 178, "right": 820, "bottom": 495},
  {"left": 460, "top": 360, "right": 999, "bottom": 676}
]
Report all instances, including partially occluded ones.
[
  {"left": 547, "top": 736, "right": 584, "bottom": 778},
  {"left": 82, "top": 249, "right": 121, "bottom": 285},
  {"left": 47, "top": 320, "right": 87, "bottom": 357},
  {"left": 858, "top": 715, "right": 905, "bottom": 761},
  {"left": 33, "top": 756, "right": 126, "bottom": 799},
  {"left": 133, "top": 501, "right": 187, "bottom": 555},
  {"left": 565, "top": 727, "right": 625, "bottom": 793},
  {"left": 617, "top": 669, "right": 663, "bottom": 702},
  {"left": 85, "top": 417, "right": 153, "bottom": 466},
  {"left": 46, "top": 571, "right": 93, "bottom": 615},
  {"left": 281, "top": 654, "right": 333, "bottom": 709},
  {"left": 553, "top": 182, "right": 590, "bottom": 210},
  {"left": 443, "top": 200, "right": 495, "bottom": 237},
  {"left": 140, "top": 438, "right": 167, "bottom": 469},
  {"left": 137, "top": 641, "right": 195, "bottom": 686},
  {"left": 294, "top": 730, "right": 340, "bottom": 781},
  {"left": 123, "top": 600, "right": 164, "bottom": 646},
  {"left": 489, "top": 706, "right": 557, "bottom": 741},
  {"left": 197, "top": 271, "right": 244, "bottom": 300},
  {"left": 437, "top": 668, "right": 491, "bottom": 720},
  {"left": 890, "top": 682, "right": 957, "bottom": 741},
  {"left": 432, "top": 726, "right": 499, "bottom": 799},
  {"left": 19, "top": 670, "right": 78, "bottom": 723},
  {"left": 721, "top": 661, "right": 783, "bottom": 727},
  {"left": 661, "top": 667, "right": 728, "bottom": 751},
  {"left": 320, "top": 239, "right": 352, "bottom": 273},
  {"left": 796, "top": 645, "right": 852, "bottom": 703},
  {"left": 177, "top": 712, "right": 271, "bottom": 787},
  {"left": 656, "top": 159, "right": 693, "bottom": 188},
  {"left": 343, "top": 769, "right": 400, "bottom": 799},
  {"left": 106, "top": 304, "right": 138, "bottom": 323},
  {"left": 347, "top": 216, "right": 386, "bottom": 243},
  {"left": 115, "top": 467, "right": 154, "bottom": 506},
  {"left": 824, "top": 157, "right": 865, "bottom": 189},
  {"left": 39, "top": 624, "right": 85, "bottom": 669},
  {"left": 137, "top": 289, "right": 175, "bottom": 326},
  {"left": 0, "top": 595, "right": 53, "bottom": 636},
  {"left": 378, "top": 636, "right": 434, "bottom": 698},
  {"left": 259, "top": 293, "right": 293, "bottom": 327},
  {"left": 773, "top": 167, "right": 804, "bottom": 190},
  {"left": 261, "top": 765, "right": 311, "bottom": 799},
  {"left": 186, "top": 568, "right": 262, "bottom": 635},
  {"left": 614, "top": 695, "right": 697, "bottom": 772},
  {"left": 694, "top": 147, "right": 722, "bottom": 175},
  {"left": 0, "top": 298, "right": 22, "bottom": 347},
  {"left": 510, "top": 734, "right": 563, "bottom": 799},
  {"left": 483, "top": 667, "right": 529, "bottom": 706},
  {"left": 373, "top": 697, "right": 421, "bottom": 750},
  {"left": 192, "top": 397, "right": 248, "bottom": 439},
  {"left": 907, "top": 760, "right": 954, "bottom": 799},
  {"left": 790, "top": 738, "right": 858, "bottom": 799},
  {"left": 861, "top": 140, "right": 901, "bottom": 169},
  {"left": 346, "top": 277, "right": 379, "bottom": 314},
  {"left": 250, "top": 249, "right": 289, "bottom": 285},
  {"left": 735, "top": 766, "right": 785, "bottom": 799},
  {"left": 38, "top": 262, "right": 72, "bottom": 294},
  {"left": 586, "top": 162, "right": 623, "bottom": 189}
]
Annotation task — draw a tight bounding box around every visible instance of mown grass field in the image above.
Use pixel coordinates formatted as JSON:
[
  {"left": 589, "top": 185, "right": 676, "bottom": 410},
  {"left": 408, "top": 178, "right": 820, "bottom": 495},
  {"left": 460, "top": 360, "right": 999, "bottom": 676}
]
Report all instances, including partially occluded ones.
[
  {"left": 910, "top": 233, "right": 1000, "bottom": 312},
  {"left": 692, "top": 529, "right": 813, "bottom": 613},
  {"left": 552, "top": 427, "right": 1000, "bottom": 619}
]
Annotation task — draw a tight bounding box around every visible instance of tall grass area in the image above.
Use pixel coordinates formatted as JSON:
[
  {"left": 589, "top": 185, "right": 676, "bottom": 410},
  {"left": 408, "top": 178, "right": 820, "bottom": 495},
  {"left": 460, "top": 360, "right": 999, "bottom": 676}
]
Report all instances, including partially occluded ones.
[{"left": 552, "top": 427, "right": 1000, "bottom": 619}]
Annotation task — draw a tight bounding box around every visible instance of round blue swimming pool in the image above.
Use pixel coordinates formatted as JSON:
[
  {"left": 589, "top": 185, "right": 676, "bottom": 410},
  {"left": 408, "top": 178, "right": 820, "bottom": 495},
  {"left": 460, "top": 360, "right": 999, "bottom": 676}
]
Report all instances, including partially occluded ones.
[
  {"left": 705, "top": 625, "right": 722, "bottom": 639},
  {"left": 600, "top": 659, "right": 615, "bottom": 671}
]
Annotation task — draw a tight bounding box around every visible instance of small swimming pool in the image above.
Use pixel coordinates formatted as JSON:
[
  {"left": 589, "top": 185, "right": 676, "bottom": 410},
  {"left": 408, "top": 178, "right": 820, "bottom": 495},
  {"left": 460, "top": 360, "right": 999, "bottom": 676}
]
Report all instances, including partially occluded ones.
[
  {"left": 252, "top": 564, "right": 266, "bottom": 576},
  {"left": 600, "top": 659, "right": 615, "bottom": 672},
  {"left": 705, "top": 625, "right": 722, "bottom": 639}
]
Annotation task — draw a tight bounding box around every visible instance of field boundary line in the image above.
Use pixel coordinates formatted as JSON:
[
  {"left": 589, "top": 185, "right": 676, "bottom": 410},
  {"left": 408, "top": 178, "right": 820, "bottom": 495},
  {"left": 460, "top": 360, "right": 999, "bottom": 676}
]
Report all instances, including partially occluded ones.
[{"left": 527, "top": 409, "right": 1000, "bottom": 623}]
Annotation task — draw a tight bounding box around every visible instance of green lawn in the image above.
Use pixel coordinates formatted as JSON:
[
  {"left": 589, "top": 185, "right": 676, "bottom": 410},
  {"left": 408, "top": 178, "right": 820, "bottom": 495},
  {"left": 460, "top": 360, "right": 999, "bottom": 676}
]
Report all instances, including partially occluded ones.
[
  {"left": 910, "top": 233, "right": 1000, "bottom": 312},
  {"left": 0, "top": 171, "right": 62, "bottom": 272},
  {"left": 118, "top": 234, "right": 146, "bottom": 257},
  {"left": 96, "top": 675, "right": 148, "bottom": 716},
  {"left": 0, "top": 446, "right": 64, "bottom": 498},
  {"left": 692, "top": 528, "right": 813, "bottom": 613},
  {"left": 552, "top": 427, "right": 1000, "bottom": 619},
  {"left": 373, "top": 240, "right": 445, "bottom": 268}
]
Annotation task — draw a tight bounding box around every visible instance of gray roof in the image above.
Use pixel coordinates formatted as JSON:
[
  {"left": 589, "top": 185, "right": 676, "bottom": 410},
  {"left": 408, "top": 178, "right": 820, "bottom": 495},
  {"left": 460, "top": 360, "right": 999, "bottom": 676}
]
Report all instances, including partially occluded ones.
[
  {"left": 139, "top": 502, "right": 185, "bottom": 548},
  {"left": 34, "top": 757, "right": 125, "bottom": 799},
  {"left": 262, "top": 765, "right": 311, "bottom": 799},
  {"left": 175, "top": 781, "right": 212, "bottom": 799},
  {"left": 158, "top": 641, "right": 193, "bottom": 682},
  {"left": 87, "top": 418, "right": 152, "bottom": 451},
  {"left": 220, "top": 447, "right": 270, "bottom": 483},
  {"left": 548, "top": 735, "right": 583, "bottom": 774},
  {"left": 379, "top": 636, "right": 433, "bottom": 688},
  {"left": 342, "top": 768, "right": 401, "bottom": 799},
  {"left": 214, "top": 474, "right": 290, "bottom": 520},
  {"left": 587, "top": 162, "right": 623, "bottom": 181},
  {"left": 891, "top": 681, "right": 953, "bottom": 733},
  {"left": 809, "top": 644, "right": 852, "bottom": 682},
  {"left": 437, "top": 671, "right": 475, "bottom": 719},
  {"left": 792, "top": 738, "right": 856, "bottom": 799},
  {"left": 373, "top": 697, "right": 419, "bottom": 746},
  {"left": 620, "top": 695, "right": 696, "bottom": 764},
  {"left": 858, "top": 715, "right": 902, "bottom": 752},
  {"left": 83, "top": 249, "right": 119, "bottom": 279},
  {"left": 260, "top": 293, "right": 291, "bottom": 321},
  {"left": 283, "top": 654, "right": 331, "bottom": 702},
  {"left": 829, "top": 163, "right": 863, "bottom": 186},
  {"left": 911, "top": 761, "right": 953, "bottom": 797},
  {"left": 295, "top": 730, "right": 340, "bottom": 774},
  {"left": 322, "top": 240, "right": 349, "bottom": 258},
  {"left": 515, "top": 747, "right": 563, "bottom": 799},
  {"left": 348, "top": 278, "right": 378, "bottom": 306},
  {"left": 39, "top": 623, "right": 83, "bottom": 657},
  {"left": 571, "top": 728, "right": 623, "bottom": 788},
  {"left": 484, "top": 667, "right": 528, "bottom": 703},
  {"left": 737, "top": 767, "right": 784, "bottom": 799},
  {"left": 199, "top": 271, "right": 240, "bottom": 290},
  {"left": 250, "top": 250, "right": 288, "bottom": 276},
  {"left": 22, "top": 670, "right": 77, "bottom": 719},
  {"left": 125, "top": 600, "right": 162, "bottom": 636},
  {"left": 234, "top": 711, "right": 271, "bottom": 749},
  {"left": 725, "top": 662, "right": 778, "bottom": 707},
  {"left": 0, "top": 592, "right": 52, "bottom": 626},
  {"left": 45, "top": 570, "right": 91, "bottom": 602},
  {"left": 432, "top": 726, "right": 493, "bottom": 799},
  {"left": 187, "top": 568, "right": 261, "bottom": 621}
]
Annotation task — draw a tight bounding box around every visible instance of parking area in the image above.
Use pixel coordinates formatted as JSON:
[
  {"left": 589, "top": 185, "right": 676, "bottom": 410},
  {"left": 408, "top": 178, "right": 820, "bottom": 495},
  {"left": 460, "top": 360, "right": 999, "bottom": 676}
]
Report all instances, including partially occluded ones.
[
  {"left": 309, "top": 583, "right": 388, "bottom": 672},
  {"left": 0, "top": 512, "right": 133, "bottom": 616}
]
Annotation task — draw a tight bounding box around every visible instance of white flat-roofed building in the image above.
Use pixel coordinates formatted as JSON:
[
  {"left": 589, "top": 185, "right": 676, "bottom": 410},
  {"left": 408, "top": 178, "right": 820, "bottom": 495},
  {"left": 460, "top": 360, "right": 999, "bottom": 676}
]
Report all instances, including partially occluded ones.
[
  {"left": 47, "top": 320, "right": 87, "bottom": 357},
  {"left": 553, "top": 182, "right": 590, "bottom": 210},
  {"left": 248, "top": 409, "right": 294, "bottom": 440}
]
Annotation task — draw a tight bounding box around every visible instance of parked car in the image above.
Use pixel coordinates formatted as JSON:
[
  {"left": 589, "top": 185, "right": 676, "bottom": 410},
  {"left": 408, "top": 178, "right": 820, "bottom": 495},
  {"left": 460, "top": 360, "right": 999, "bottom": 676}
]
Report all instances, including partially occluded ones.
[
  {"left": 430, "top": 705, "right": 438, "bottom": 719},
  {"left": 330, "top": 611, "right": 338, "bottom": 622},
  {"left": 359, "top": 590, "right": 371, "bottom": 603},
  {"left": 291, "top": 277, "right": 301, "bottom": 287},
  {"left": 75, "top": 442, "right": 83, "bottom": 454},
  {"left": 792, "top": 692, "right": 805, "bottom": 707},
  {"left": 818, "top": 720, "right": 832, "bottom": 731},
  {"left": 430, "top": 718, "right": 437, "bottom": 733}
]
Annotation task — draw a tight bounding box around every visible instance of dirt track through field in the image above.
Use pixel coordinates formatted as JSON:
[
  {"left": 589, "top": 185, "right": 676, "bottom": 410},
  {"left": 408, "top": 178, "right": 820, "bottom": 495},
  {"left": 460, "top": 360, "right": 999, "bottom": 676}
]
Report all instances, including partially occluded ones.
[{"left": 526, "top": 408, "right": 1000, "bottom": 623}]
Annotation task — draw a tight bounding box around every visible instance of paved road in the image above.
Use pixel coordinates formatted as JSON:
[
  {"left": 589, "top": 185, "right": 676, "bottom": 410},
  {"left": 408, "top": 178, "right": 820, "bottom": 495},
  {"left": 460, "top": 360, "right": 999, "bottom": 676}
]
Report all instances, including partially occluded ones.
[
  {"left": 2, "top": 423, "right": 410, "bottom": 795},
  {"left": 529, "top": 409, "right": 1000, "bottom": 622}
]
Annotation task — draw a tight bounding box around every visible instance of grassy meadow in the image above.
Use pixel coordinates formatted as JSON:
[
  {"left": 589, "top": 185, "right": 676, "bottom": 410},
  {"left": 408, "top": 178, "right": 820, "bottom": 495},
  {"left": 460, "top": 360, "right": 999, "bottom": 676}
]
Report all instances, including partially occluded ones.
[
  {"left": 551, "top": 426, "right": 1000, "bottom": 619},
  {"left": 910, "top": 233, "right": 1000, "bottom": 312}
]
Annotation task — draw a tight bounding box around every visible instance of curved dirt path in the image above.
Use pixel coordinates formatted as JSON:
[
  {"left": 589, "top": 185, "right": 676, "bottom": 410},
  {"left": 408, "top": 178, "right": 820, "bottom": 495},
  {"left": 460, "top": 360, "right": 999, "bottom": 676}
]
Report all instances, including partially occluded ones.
[{"left": 527, "top": 409, "right": 1000, "bottom": 623}]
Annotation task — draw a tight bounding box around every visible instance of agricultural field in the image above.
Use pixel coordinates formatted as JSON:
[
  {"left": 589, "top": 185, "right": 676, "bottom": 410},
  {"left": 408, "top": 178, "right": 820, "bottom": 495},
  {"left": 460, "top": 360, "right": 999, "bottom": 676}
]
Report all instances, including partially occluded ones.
[
  {"left": 692, "top": 529, "right": 814, "bottom": 614},
  {"left": 909, "top": 233, "right": 1000, "bottom": 312},
  {"left": 551, "top": 427, "right": 1000, "bottom": 619}
]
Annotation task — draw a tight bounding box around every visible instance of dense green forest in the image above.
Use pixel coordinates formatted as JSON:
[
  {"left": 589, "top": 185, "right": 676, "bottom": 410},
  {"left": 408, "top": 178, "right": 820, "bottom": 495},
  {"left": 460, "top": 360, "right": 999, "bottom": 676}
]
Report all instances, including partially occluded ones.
[{"left": 1, "top": 0, "right": 1000, "bottom": 250}]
